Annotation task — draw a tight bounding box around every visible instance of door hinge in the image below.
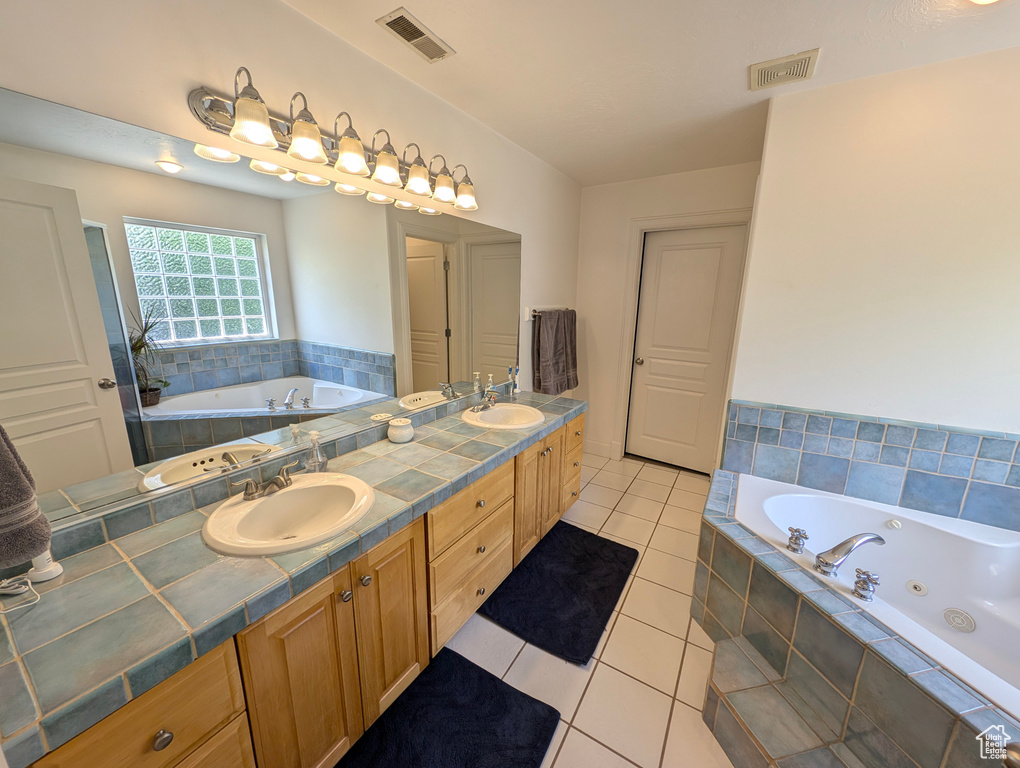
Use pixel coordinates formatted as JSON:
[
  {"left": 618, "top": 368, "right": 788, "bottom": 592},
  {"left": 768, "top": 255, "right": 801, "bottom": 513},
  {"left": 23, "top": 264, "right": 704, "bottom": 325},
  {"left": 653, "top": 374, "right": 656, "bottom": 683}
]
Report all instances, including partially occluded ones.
[
  {"left": 443, "top": 260, "right": 450, "bottom": 271},
  {"left": 445, "top": 328, "right": 451, "bottom": 338}
]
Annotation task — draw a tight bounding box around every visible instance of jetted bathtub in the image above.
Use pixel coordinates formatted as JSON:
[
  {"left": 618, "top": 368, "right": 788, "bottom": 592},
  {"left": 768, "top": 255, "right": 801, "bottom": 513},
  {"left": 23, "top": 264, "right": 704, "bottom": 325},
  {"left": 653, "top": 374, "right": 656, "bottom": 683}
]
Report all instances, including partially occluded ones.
[
  {"left": 144, "top": 376, "right": 383, "bottom": 416},
  {"left": 735, "top": 474, "right": 1020, "bottom": 716}
]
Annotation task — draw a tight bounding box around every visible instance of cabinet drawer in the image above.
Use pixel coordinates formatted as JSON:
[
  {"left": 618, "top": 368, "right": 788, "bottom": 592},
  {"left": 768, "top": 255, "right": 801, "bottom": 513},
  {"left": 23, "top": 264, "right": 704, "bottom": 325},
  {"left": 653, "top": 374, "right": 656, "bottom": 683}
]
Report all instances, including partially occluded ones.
[
  {"left": 174, "top": 713, "right": 255, "bottom": 768},
  {"left": 429, "top": 498, "right": 513, "bottom": 606},
  {"left": 562, "top": 471, "right": 582, "bottom": 513},
  {"left": 564, "top": 414, "right": 585, "bottom": 455},
  {"left": 430, "top": 538, "right": 513, "bottom": 650},
  {"left": 563, "top": 443, "right": 583, "bottom": 484},
  {"left": 35, "top": 641, "right": 245, "bottom": 768},
  {"left": 427, "top": 460, "right": 514, "bottom": 558}
]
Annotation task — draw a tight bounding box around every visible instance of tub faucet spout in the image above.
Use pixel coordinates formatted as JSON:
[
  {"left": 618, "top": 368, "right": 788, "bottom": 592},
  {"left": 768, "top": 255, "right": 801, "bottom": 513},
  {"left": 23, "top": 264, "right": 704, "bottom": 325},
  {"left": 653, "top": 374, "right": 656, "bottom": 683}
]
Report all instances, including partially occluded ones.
[
  {"left": 283, "top": 388, "right": 299, "bottom": 409},
  {"left": 814, "top": 533, "right": 885, "bottom": 578}
]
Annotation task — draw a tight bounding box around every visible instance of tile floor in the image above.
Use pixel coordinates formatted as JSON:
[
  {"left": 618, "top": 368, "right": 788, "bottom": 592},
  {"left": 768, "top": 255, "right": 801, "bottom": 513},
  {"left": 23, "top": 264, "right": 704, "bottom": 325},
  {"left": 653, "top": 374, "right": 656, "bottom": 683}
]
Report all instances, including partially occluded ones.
[{"left": 446, "top": 453, "right": 735, "bottom": 768}]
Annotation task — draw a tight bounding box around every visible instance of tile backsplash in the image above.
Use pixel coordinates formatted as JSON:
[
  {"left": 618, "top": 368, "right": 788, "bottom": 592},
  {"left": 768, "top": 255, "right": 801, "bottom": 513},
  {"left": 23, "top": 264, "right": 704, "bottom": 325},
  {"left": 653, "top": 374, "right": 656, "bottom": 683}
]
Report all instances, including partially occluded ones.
[
  {"left": 152, "top": 339, "right": 396, "bottom": 397},
  {"left": 722, "top": 400, "right": 1020, "bottom": 532}
]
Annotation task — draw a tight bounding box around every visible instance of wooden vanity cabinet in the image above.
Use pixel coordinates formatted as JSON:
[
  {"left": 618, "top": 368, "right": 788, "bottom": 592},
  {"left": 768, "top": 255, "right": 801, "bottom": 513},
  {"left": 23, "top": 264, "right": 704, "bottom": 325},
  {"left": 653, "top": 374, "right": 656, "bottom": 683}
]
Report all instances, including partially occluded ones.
[
  {"left": 514, "top": 426, "right": 566, "bottom": 564},
  {"left": 561, "top": 414, "right": 585, "bottom": 515}
]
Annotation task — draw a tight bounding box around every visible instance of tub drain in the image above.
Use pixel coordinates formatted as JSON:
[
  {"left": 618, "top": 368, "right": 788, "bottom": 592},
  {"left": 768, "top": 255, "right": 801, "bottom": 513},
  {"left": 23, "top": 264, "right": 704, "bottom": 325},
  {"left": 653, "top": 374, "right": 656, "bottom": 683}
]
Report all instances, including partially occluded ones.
[{"left": 943, "top": 608, "right": 976, "bottom": 633}]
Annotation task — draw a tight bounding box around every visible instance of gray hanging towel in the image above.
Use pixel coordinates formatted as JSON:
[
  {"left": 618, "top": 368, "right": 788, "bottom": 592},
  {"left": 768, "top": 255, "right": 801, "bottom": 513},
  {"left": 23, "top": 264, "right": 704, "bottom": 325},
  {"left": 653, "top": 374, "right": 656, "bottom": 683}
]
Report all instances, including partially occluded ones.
[
  {"left": 532, "top": 309, "right": 579, "bottom": 396},
  {"left": 0, "top": 423, "right": 51, "bottom": 569}
]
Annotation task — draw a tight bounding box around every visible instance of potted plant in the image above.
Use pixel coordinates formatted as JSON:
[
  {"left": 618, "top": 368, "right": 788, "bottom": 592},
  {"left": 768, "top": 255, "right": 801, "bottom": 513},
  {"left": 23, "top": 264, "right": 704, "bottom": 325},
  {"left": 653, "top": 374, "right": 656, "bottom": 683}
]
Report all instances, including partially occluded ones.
[{"left": 129, "top": 309, "right": 171, "bottom": 407}]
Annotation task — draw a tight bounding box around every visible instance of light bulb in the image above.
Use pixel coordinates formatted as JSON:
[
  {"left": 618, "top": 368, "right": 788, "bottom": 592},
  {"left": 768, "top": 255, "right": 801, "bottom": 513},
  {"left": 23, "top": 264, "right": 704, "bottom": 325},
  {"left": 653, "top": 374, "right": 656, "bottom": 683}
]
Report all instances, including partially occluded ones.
[
  {"left": 279, "top": 171, "right": 296, "bottom": 181},
  {"left": 335, "top": 183, "right": 365, "bottom": 196},
  {"left": 405, "top": 163, "right": 432, "bottom": 196},
  {"left": 249, "top": 159, "right": 287, "bottom": 176},
  {"left": 286, "top": 92, "right": 328, "bottom": 164},
  {"left": 371, "top": 150, "right": 402, "bottom": 186},
  {"left": 418, "top": 206, "right": 441, "bottom": 216},
  {"left": 295, "top": 172, "right": 330, "bottom": 187},
  {"left": 394, "top": 200, "right": 419, "bottom": 210},
  {"left": 366, "top": 192, "right": 395, "bottom": 204},
  {"left": 454, "top": 181, "right": 478, "bottom": 211},
  {"left": 336, "top": 135, "right": 370, "bottom": 176},
  {"left": 193, "top": 144, "right": 240, "bottom": 163},
  {"left": 432, "top": 171, "right": 456, "bottom": 204},
  {"left": 155, "top": 160, "right": 182, "bottom": 174},
  {"left": 230, "top": 68, "right": 278, "bottom": 148}
]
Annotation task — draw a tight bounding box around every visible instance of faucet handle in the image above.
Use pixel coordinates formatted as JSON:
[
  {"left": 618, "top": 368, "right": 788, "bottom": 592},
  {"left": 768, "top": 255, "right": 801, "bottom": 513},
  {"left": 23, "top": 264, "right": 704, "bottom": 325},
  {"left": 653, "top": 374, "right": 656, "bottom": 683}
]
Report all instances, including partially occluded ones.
[
  {"left": 301, "top": 397, "right": 311, "bottom": 408},
  {"left": 853, "top": 569, "right": 880, "bottom": 602},
  {"left": 855, "top": 568, "right": 880, "bottom": 586},
  {"left": 229, "top": 478, "right": 260, "bottom": 500},
  {"left": 278, "top": 459, "right": 300, "bottom": 487},
  {"left": 266, "top": 398, "right": 276, "bottom": 411},
  {"left": 787, "top": 527, "right": 809, "bottom": 554}
]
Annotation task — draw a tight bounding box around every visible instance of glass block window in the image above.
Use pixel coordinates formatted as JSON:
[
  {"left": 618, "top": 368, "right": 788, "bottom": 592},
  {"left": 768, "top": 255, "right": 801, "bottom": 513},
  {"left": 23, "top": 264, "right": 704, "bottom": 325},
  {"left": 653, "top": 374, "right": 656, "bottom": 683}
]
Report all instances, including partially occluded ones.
[{"left": 124, "top": 220, "right": 271, "bottom": 343}]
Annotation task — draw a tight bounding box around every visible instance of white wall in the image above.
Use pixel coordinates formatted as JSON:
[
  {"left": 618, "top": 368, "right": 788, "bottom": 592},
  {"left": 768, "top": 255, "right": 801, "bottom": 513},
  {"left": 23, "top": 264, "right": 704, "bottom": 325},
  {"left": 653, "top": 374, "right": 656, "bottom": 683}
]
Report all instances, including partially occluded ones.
[
  {"left": 0, "top": 141, "right": 297, "bottom": 338},
  {"left": 0, "top": 0, "right": 580, "bottom": 386},
  {"left": 731, "top": 47, "right": 1020, "bottom": 433},
  {"left": 575, "top": 163, "right": 761, "bottom": 455},
  {"left": 282, "top": 193, "right": 392, "bottom": 352}
]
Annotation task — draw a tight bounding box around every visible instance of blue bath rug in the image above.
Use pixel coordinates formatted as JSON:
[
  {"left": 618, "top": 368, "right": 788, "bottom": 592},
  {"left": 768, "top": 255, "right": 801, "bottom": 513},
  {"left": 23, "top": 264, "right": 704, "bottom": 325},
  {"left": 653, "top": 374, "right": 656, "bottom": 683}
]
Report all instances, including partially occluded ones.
[
  {"left": 479, "top": 520, "right": 639, "bottom": 664},
  {"left": 335, "top": 648, "right": 559, "bottom": 768}
]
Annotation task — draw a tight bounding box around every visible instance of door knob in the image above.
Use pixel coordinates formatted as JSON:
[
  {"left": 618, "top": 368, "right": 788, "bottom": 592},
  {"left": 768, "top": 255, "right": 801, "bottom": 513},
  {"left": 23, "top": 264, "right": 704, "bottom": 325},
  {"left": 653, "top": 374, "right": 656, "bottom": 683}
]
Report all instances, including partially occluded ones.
[
  {"left": 152, "top": 730, "right": 174, "bottom": 751},
  {"left": 360, "top": 575, "right": 372, "bottom": 587},
  {"left": 98, "top": 377, "right": 117, "bottom": 389},
  {"left": 634, "top": 357, "right": 645, "bottom": 366},
  {"left": 340, "top": 590, "right": 353, "bottom": 603}
]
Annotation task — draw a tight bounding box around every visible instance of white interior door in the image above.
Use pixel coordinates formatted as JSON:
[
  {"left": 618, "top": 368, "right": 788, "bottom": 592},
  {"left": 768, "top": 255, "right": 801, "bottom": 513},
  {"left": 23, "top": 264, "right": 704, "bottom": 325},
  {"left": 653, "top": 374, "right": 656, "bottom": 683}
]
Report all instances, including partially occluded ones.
[
  {"left": 0, "top": 175, "right": 133, "bottom": 492},
  {"left": 406, "top": 237, "right": 449, "bottom": 391},
  {"left": 626, "top": 225, "right": 747, "bottom": 473},
  {"left": 469, "top": 241, "right": 521, "bottom": 383}
]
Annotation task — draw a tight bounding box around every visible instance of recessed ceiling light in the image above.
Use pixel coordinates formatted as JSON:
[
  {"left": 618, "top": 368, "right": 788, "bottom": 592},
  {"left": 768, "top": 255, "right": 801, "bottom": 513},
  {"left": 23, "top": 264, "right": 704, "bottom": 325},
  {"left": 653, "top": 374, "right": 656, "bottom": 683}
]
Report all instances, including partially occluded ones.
[{"left": 155, "top": 160, "right": 182, "bottom": 174}]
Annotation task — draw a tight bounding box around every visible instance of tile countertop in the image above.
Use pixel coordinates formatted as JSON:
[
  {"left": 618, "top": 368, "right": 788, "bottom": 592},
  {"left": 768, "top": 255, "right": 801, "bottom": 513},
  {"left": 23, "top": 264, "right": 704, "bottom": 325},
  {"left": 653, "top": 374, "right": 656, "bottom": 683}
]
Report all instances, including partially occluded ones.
[{"left": 0, "top": 394, "right": 587, "bottom": 768}]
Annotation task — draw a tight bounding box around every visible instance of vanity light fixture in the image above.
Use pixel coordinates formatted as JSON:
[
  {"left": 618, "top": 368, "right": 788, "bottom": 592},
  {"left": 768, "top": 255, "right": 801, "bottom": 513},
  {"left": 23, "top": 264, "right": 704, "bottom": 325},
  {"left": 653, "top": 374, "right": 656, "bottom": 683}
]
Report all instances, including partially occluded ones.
[
  {"left": 295, "top": 172, "right": 330, "bottom": 186},
  {"left": 453, "top": 164, "right": 478, "bottom": 211},
  {"left": 229, "top": 68, "right": 278, "bottom": 148},
  {"left": 402, "top": 143, "right": 432, "bottom": 196},
  {"left": 279, "top": 171, "right": 296, "bottom": 181},
  {"left": 333, "top": 112, "right": 370, "bottom": 176},
  {"left": 249, "top": 158, "right": 288, "bottom": 176},
  {"left": 193, "top": 144, "right": 240, "bottom": 163},
  {"left": 418, "top": 206, "right": 441, "bottom": 216},
  {"left": 366, "top": 192, "right": 396, "bottom": 204},
  {"left": 287, "top": 92, "right": 328, "bottom": 164},
  {"left": 335, "top": 182, "right": 365, "bottom": 196},
  {"left": 155, "top": 160, "right": 183, "bottom": 174},
  {"left": 429, "top": 155, "right": 456, "bottom": 204},
  {"left": 370, "top": 130, "right": 402, "bottom": 187},
  {"left": 393, "top": 199, "right": 419, "bottom": 211}
]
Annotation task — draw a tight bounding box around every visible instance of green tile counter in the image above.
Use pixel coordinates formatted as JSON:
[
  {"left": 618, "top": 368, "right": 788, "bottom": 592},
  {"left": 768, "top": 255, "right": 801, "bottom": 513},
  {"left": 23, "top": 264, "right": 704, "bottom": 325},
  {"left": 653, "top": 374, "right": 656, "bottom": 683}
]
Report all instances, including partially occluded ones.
[{"left": 0, "top": 393, "right": 587, "bottom": 768}]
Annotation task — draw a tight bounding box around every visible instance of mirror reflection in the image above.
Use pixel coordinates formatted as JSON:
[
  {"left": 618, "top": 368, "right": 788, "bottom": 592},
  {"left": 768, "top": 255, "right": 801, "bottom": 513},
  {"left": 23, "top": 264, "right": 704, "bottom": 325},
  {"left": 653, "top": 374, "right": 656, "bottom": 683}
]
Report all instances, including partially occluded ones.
[{"left": 0, "top": 87, "right": 521, "bottom": 516}]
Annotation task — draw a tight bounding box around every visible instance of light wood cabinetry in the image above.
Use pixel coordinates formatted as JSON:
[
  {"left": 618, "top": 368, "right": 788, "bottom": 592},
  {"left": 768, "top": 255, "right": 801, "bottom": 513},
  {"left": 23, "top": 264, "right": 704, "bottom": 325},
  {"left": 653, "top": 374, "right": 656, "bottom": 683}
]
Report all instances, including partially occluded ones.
[
  {"left": 540, "top": 428, "right": 565, "bottom": 537},
  {"left": 236, "top": 569, "right": 363, "bottom": 768},
  {"left": 34, "top": 641, "right": 247, "bottom": 768},
  {"left": 430, "top": 537, "right": 513, "bottom": 649},
  {"left": 514, "top": 426, "right": 567, "bottom": 564},
  {"left": 562, "top": 415, "right": 585, "bottom": 516},
  {"left": 351, "top": 517, "right": 430, "bottom": 727},
  {"left": 174, "top": 714, "right": 255, "bottom": 768},
  {"left": 426, "top": 460, "right": 514, "bottom": 558}
]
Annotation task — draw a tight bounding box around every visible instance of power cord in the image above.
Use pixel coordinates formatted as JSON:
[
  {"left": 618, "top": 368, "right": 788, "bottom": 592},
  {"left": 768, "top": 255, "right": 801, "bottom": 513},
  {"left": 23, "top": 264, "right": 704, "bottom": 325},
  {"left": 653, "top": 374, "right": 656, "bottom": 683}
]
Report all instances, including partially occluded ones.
[{"left": 0, "top": 577, "right": 40, "bottom": 614}]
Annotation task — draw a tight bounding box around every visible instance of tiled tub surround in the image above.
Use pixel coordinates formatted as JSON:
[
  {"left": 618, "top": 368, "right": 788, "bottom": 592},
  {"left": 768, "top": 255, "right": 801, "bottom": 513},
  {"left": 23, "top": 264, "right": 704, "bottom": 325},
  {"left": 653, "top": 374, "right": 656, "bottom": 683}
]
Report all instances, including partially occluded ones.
[
  {"left": 150, "top": 338, "right": 397, "bottom": 398},
  {"left": 694, "top": 471, "right": 1019, "bottom": 768},
  {"left": 722, "top": 400, "right": 1020, "bottom": 533},
  {"left": 0, "top": 391, "right": 585, "bottom": 767}
]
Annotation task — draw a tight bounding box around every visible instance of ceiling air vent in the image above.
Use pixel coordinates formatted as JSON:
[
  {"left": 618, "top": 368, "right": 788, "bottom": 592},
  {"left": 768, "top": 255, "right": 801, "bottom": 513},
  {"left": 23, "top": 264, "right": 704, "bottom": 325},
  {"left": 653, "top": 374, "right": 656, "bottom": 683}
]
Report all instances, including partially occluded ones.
[
  {"left": 376, "top": 7, "right": 456, "bottom": 63},
  {"left": 749, "top": 49, "right": 820, "bottom": 91}
]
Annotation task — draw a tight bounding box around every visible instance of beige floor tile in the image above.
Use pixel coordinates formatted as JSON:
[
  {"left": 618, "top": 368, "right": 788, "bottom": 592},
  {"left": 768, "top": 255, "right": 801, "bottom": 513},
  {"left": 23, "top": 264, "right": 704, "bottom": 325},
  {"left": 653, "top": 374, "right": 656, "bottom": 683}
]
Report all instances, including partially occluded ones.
[
  {"left": 573, "top": 664, "right": 672, "bottom": 768},
  {"left": 579, "top": 484, "right": 625, "bottom": 509},
  {"left": 580, "top": 466, "right": 598, "bottom": 487},
  {"left": 600, "top": 614, "right": 685, "bottom": 694},
  {"left": 625, "top": 479, "right": 671, "bottom": 503},
  {"left": 600, "top": 512, "right": 655, "bottom": 545},
  {"left": 675, "top": 644, "right": 714, "bottom": 708},
  {"left": 658, "top": 505, "right": 702, "bottom": 533},
  {"left": 649, "top": 525, "right": 699, "bottom": 560},
  {"left": 673, "top": 473, "right": 712, "bottom": 494},
  {"left": 687, "top": 616, "right": 715, "bottom": 650},
  {"left": 591, "top": 470, "right": 634, "bottom": 492},
  {"left": 636, "top": 548, "right": 696, "bottom": 595},
  {"left": 540, "top": 720, "right": 570, "bottom": 768},
  {"left": 636, "top": 465, "right": 679, "bottom": 486},
  {"left": 661, "top": 703, "right": 734, "bottom": 768},
  {"left": 503, "top": 643, "right": 596, "bottom": 720},
  {"left": 562, "top": 519, "right": 600, "bottom": 534},
  {"left": 553, "top": 728, "right": 636, "bottom": 768},
  {"left": 445, "top": 614, "right": 525, "bottom": 678},
  {"left": 667, "top": 487, "right": 707, "bottom": 512},
  {"left": 622, "top": 578, "right": 693, "bottom": 638},
  {"left": 601, "top": 458, "right": 644, "bottom": 478},
  {"left": 614, "top": 494, "right": 664, "bottom": 522},
  {"left": 582, "top": 454, "right": 610, "bottom": 470},
  {"left": 562, "top": 499, "right": 614, "bottom": 530},
  {"left": 594, "top": 612, "right": 619, "bottom": 660}
]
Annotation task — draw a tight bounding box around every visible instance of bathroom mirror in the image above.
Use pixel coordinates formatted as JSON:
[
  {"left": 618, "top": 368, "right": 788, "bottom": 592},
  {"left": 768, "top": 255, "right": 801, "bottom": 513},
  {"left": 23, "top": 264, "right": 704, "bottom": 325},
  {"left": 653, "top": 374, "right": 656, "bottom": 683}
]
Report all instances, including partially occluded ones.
[{"left": 0, "top": 87, "right": 522, "bottom": 518}]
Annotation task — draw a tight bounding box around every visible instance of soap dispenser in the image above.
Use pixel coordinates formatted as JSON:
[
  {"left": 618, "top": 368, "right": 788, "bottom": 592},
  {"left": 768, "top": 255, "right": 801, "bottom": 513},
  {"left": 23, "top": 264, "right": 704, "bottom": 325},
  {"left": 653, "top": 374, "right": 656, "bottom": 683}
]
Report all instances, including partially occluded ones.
[
  {"left": 473, "top": 372, "right": 481, "bottom": 392},
  {"left": 306, "top": 431, "right": 328, "bottom": 473}
]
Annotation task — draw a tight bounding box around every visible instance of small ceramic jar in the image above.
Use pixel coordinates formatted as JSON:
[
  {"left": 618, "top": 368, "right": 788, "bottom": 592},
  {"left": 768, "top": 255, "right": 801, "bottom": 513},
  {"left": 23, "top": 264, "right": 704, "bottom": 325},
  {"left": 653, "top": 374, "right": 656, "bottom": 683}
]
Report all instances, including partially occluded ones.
[{"left": 387, "top": 417, "right": 414, "bottom": 444}]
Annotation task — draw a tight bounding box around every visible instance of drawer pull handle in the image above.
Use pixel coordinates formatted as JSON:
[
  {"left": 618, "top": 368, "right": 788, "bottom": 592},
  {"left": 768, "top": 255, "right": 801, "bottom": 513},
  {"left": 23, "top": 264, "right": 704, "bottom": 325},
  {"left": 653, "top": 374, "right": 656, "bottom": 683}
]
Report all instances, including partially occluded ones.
[
  {"left": 478, "top": 545, "right": 486, "bottom": 553},
  {"left": 575, "top": 430, "right": 582, "bottom": 436},
  {"left": 478, "top": 587, "right": 486, "bottom": 596},
  {"left": 573, "top": 461, "right": 579, "bottom": 467},
  {"left": 340, "top": 589, "right": 353, "bottom": 603},
  {"left": 477, "top": 499, "right": 486, "bottom": 508},
  {"left": 153, "top": 729, "right": 174, "bottom": 752},
  {"left": 360, "top": 575, "right": 372, "bottom": 587},
  {"left": 571, "top": 491, "right": 578, "bottom": 497}
]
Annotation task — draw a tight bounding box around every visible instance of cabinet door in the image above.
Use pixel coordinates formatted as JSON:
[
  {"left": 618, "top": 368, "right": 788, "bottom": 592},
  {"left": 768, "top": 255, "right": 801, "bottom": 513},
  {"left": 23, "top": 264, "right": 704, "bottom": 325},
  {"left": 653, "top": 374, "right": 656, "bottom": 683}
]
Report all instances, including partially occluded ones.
[
  {"left": 514, "top": 440, "right": 543, "bottom": 565},
  {"left": 352, "top": 516, "right": 430, "bottom": 727},
  {"left": 174, "top": 714, "right": 256, "bottom": 768},
  {"left": 237, "top": 572, "right": 364, "bottom": 768},
  {"left": 541, "top": 428, "right": 565, "bottom": 536}
]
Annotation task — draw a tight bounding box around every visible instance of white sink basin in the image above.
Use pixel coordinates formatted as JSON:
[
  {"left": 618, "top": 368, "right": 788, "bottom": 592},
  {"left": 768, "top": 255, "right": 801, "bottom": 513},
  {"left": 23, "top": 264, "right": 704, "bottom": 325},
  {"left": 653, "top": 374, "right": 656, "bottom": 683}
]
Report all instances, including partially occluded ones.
[
  {"left": 461, "top": 403, "right": 545, "bottom": 430},
  {"left": 139, "top": 444, "right": 280, "bottom": 491},
  {"left": 399, "top": 390, "right": 447, "bottom": 409},
  {"left": 202, "top": 473, "right": 375, "bottom": 556}
]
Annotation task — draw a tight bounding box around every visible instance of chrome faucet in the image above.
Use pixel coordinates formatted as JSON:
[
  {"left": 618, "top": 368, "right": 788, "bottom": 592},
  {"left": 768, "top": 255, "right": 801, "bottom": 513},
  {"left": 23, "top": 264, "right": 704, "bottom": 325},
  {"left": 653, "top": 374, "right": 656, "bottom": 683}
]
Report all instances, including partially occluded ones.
[
  {"left": 283, "top": 388, "right": 300, "bottom": 410},
  {"left": 229, "top": 460, "right": 299, "bottom": 501},
  {"left": 439, "top": 382, "right": 455, "bottom": 399},
  {"left": 471, "top": 388, "right": 499, "bottom": 412},
  {"left": 814, "top": 533, "right": 885, "bottom": 577},
  {"left": 221, "top": 451, "right": 240, "bottom": 466}
]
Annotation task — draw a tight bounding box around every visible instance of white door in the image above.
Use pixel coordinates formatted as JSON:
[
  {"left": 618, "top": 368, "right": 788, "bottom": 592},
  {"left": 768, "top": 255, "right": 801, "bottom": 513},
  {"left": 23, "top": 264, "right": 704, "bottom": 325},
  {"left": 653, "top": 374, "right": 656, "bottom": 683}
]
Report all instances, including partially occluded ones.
[
  {"left": 0, "top": 175, "right": 133, "bottom": 492},
  {"left": 626, "top": 226, "right": 747, "bottom": 473},
  {"left": 469, "top": 241, "right": 521, "bottom": 383},
  {"left": 406, "top": 237, "right": 449, "bottom": 391}
]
